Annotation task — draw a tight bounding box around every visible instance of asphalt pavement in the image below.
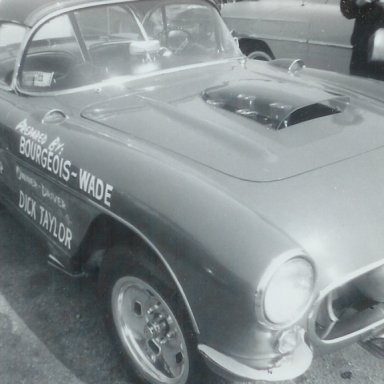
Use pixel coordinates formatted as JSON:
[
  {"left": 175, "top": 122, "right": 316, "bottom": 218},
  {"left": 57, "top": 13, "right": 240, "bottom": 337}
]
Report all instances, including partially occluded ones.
[
  {"left": 0, "top": 291, "right": 86, "bottom": 384},
  {"left": 0, "top": 207, "right": 383, "bottom": 384}
]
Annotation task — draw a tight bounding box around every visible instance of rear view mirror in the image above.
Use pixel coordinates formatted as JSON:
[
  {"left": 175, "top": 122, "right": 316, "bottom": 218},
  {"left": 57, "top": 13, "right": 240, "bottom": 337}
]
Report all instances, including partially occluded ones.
[{"left": 129, "top": 40, "right": 161, "bottom": 56}]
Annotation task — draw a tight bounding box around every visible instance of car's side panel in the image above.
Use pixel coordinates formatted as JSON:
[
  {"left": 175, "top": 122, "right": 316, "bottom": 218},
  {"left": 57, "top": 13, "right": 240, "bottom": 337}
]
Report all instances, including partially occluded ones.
[
  {"left": 223, "top": 0, "right": 353, "bottom": 74},
  {"left": 0, "top": 92, "right": 19, "bottom": 203},
  {"left": 223, "top": 0, "right": 311, "bottom": 61},
  {"left": 0, "top": 86, "right": 303, "bottom": 361},
  {"left": 307, "top": 3, "right": 353, "bottom": 73},
  {"left": 0, "top": 95, "right": 104, "bottom": 267}
]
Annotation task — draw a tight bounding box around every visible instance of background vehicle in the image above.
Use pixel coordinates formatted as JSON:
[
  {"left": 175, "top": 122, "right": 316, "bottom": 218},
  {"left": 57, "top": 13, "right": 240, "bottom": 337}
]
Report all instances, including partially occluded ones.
[{"left": 221, "top": 0, "right": 355, "bottom": 73}]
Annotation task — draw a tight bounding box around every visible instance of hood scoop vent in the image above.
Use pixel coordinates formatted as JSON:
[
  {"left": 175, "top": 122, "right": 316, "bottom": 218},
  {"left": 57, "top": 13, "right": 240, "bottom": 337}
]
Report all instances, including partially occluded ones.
[{"left": 202, "top": 81, "right": 349, "bottom": 130}]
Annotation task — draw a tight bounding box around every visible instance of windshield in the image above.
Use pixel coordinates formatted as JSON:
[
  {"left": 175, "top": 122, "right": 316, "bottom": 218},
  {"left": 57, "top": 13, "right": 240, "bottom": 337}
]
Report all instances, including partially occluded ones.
[{"left": 19, "top": 0, "right": 240, "bottom": 92}]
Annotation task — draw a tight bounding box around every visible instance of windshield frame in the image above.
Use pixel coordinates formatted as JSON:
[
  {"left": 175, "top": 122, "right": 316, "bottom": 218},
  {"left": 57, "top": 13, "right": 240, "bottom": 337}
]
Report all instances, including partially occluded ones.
[
  {"left": 14, "top": 0, "right": 241, "bottom": 97},
  {"left": 0, "top": 20, "right": 29, "bottom": 92}
]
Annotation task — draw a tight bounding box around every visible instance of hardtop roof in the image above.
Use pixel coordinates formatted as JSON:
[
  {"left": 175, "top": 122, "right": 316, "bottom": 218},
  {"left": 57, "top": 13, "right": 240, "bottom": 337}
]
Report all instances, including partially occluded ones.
[
  {"left": 0, "top": 0, "right": 218, "bottom": 27},
  {"left": 0, "top": 0, "right": 96, "bottom": 26}
]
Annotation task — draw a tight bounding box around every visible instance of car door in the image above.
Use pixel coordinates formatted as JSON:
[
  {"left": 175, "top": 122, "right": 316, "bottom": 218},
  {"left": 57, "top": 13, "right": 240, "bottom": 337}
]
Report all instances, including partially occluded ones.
[
  {"left": 6, "top": 98, "right": 81, "bottom": 255},
  {"left": 0, "top": 23, "right": 31, "bottom": 210},
  {"left": 307, "top": 0, "right": 354, "bottom": 73},
  {"left": 0, "top": 15, "right": 94, "bottom": 260},
  {"left": 222, "top": 0, "right": 312, "bottom": 62},
  {"left": 1, "top": 8, "right": 132, "bottom": 267}
]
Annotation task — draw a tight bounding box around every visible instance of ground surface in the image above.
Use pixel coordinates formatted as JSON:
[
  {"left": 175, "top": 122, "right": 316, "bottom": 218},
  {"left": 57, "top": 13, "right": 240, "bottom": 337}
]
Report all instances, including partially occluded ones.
[{"left": 0, "top": 208, "right": 383, "bottom": 384}]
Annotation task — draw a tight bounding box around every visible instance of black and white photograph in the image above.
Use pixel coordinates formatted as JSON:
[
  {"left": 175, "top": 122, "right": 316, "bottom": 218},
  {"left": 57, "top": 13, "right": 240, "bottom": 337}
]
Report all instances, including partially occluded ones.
[{"left": 1, "top": 1, "right": 384, "bottom": 383}]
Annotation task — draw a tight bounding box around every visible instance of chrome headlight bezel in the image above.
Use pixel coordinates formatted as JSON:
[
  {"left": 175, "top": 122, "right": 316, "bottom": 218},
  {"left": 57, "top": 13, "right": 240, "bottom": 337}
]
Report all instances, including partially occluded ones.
[{"left": 255, "top": 250, "right": 316, "bottom": 330}]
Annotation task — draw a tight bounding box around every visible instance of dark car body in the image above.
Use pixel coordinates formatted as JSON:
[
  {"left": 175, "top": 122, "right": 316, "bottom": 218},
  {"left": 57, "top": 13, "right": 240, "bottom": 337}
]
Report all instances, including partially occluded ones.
[{"left": 2, "top": 1, "right": 384, "bottom": 383}]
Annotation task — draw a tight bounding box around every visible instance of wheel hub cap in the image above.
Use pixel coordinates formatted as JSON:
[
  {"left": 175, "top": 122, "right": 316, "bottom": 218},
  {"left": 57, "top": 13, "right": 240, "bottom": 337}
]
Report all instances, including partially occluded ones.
[{"left": 112, "top": 276, "right": 189, "bottom": 384}]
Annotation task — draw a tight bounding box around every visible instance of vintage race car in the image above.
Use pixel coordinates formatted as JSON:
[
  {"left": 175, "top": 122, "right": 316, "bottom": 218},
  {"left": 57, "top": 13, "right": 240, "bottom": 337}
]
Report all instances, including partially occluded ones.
[
  {"left": 221, "top": 0, "right": 357, "bottom": 74},
  {"left": 2, "top": 0, "right": 384, "bottom": 383}
]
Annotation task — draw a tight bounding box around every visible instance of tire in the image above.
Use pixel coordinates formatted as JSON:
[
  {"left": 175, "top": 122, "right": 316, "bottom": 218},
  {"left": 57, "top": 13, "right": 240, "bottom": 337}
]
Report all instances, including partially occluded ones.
[
  {"left": 98, "top": 246, "right": 204, "bottom": 384},
  {"left": 239, "top": 40, "right": 274, "bottom": 61},
  {"left": 247, "top": 50, "right": 273, "bottom": 61}
]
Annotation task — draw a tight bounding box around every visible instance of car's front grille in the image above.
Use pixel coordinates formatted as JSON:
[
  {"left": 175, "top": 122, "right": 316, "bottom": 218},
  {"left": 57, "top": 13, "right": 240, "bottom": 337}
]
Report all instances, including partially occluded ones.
[{"left": 310, "top": 269, "right": 384, "bottom": 345}]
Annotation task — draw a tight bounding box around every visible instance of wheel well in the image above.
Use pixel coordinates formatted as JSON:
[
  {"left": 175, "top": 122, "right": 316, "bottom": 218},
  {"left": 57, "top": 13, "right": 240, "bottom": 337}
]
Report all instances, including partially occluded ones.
[
  {"left": 76, "top": 214, "right": 200, "bottom": 333},
  {"left": 77, "top": 215, "right": 168, "bottom": 277},
  {"left": 238, "top": 38, "right": 274, "bottom": 59}
]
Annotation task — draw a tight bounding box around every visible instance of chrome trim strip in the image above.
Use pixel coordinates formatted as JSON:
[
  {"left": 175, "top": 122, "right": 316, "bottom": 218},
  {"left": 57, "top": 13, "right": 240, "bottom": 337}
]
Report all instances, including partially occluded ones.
[
  {"left": 48, "top": 261, "right": 87, "bottom": 278},
  {"left": 308, "top": 40, "right": 352, "bottom": 50},
  {"left": 308, "top": 257, "right": 384, "bottom": 346},
  {"left": 238, "top": 33, "right": 307, "bottom": 45},
  {"left": 17, "top": 59, "right": 240, "bottom": 97},
  {"left": 311, "top": 311, "right": 384, "bottom": 346},
  {"left": 234, "top": 30, "right": 352, "bottom": 50},
  {"left": 48, "top": 253, "right": 65, "bottom": 268}
]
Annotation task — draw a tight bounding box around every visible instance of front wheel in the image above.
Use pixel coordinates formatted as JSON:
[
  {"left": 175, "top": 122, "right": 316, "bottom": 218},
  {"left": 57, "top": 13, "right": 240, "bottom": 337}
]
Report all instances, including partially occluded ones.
[{"left": 99, "top": 247, "right": 204, "bottom": 384}]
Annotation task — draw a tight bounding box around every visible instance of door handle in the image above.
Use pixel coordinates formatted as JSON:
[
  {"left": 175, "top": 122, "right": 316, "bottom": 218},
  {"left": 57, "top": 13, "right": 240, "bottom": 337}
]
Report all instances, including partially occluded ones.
[{"left": 42, "top": 109, "right": 67, "bottom": 124}]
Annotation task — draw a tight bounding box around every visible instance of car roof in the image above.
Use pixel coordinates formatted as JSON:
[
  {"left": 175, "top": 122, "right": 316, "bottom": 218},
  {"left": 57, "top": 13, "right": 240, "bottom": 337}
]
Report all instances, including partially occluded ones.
[
  {"left": 0, "top": 0, "right": 112, "bottom": 26},
  {"left": 0, "top": 0, "right": 218, "bottom": 27}
]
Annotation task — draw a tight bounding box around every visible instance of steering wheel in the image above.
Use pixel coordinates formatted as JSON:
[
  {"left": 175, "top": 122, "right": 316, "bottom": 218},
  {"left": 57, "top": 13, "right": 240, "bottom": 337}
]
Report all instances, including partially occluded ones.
[{"left": 158, "top": 27, "right": 192, "bottom": 54}]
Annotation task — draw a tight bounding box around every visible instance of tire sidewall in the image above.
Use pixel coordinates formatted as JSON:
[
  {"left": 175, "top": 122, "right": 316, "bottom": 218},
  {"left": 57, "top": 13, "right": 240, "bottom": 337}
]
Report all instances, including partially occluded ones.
[{"left": 98, "top": 246, "right": 202, "bottom": 384}]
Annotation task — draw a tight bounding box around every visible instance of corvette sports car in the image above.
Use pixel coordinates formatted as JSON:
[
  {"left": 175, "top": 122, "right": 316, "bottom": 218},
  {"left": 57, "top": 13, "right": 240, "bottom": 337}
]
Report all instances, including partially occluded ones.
[{"left": 2, "top": 0, "right": 384, "bottom": 383}]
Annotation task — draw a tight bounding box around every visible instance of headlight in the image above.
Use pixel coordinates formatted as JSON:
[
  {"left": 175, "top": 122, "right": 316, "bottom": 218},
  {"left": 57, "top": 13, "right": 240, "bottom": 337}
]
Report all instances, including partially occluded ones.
[{"left": 258, "top": 255, "right": 315, "bottom": 327}]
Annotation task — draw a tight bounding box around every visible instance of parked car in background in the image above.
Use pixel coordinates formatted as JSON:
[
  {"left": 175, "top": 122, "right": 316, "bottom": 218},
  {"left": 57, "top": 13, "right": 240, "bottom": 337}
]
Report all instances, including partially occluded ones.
[
  {"left": 4, "top": 1, "right": 384, "bottom": 384},
  {"left": 221, "top": 0, "right": 356, "bottom": 74}
]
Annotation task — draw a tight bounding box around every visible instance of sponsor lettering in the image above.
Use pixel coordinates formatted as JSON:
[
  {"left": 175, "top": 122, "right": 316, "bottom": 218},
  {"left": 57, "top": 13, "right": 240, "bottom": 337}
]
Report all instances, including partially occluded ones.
[
  {"left": 19, "top": 136, "right": 71, "bottom": 182},
  {"left": 79, "top": 168, "right": 113, "bottom": 207},
  {"left": 16, "top": 165, "right": 39, "bottom": 189},
  {"left": 41, "top": 184, "right": 66, "bottom": 210},
  {"left": 19, "top": 190, "right": 36, "bottom": 220},
  {"left": 39, "top": 205, "right": 72, "bottom": 249},
  {"left": 16, "top": 119, "right": 114, "bottom": 208},
  {"left": 16, "top": 119, "right": 47, "bottom": 145},
  {"left": 18, "top": 190, "right": 72, "bottom": 250},
  {"left": 16, "top": 166, "right": 66, "bottom": 209},
  {"left": 48, "top": 137, "right": 65, "bottom": 155}
]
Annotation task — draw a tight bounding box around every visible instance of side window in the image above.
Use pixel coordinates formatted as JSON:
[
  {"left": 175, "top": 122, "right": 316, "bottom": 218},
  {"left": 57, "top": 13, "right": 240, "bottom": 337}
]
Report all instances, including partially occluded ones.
[
  {"left": 20, "top": 14, "right": 85, "bottom": 92},
  {"left": 74, "top": 6, "right": 145, "bottom": 76},
  {"left": 0, "top": 23, "right": 27, "bottom": 86},
  {"left": 75, "top": 6, "right": 143, "bottom": 43}
]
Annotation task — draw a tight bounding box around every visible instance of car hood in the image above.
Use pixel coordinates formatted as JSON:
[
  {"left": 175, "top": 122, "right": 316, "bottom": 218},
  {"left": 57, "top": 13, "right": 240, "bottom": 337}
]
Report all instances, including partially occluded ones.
[
  {"left": 238, "top": 143, "right": 384, "bottom": 289},
  {"left": 81, "top": 60, "right": 384, "bottom": 182}
]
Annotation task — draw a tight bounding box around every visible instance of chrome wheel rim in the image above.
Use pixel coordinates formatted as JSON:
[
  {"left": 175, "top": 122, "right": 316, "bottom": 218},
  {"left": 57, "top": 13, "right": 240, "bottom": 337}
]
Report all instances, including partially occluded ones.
[{"left": 112, "top": 276, "right": 189, "bottom": 384}]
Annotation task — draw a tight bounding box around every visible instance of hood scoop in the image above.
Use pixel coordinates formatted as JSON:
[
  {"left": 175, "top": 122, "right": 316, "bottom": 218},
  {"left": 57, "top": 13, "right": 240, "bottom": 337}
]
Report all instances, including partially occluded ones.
[{"left": 202, "top": 80, "right": 349, "bottom": 130}]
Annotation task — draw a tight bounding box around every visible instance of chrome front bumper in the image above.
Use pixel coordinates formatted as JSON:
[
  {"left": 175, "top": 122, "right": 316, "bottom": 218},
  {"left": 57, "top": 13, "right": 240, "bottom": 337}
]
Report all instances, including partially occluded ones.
[{"left": 198, "top": 330, "right": 313, "bottom": 382}]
